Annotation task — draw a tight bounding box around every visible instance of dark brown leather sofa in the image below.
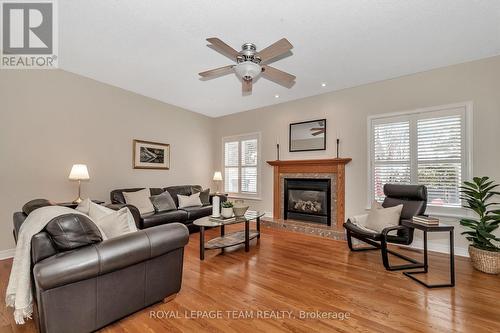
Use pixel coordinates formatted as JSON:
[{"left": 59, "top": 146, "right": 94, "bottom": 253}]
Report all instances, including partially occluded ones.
[
  {"left": 109, "top": 185, "right": 227, "bottom": 231},
  {"left": 13, "top": 209, "right": 189, "bottom": 333}
]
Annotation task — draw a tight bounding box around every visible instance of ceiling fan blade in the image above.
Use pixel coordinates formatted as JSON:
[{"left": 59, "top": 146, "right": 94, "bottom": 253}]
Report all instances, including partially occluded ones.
[
  {"left": 256, "top": 38, "right": 293, "bottom": 63},
  {"left": 261, "top": 65, "right": 296, "bottom": 87},
  {"left": 199, "top": 65, "right": 234, "bottom": 78},
  {"left": 206, "top": 37, "right": 239, "bottom": 60},
  {"left": 242, "top": 79, "right": 252, "bottom": 93}
]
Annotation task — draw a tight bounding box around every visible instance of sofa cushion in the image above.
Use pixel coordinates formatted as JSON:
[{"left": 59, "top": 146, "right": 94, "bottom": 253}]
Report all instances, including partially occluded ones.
[
  {"left": 180, "top": 205, "right": 213, "bottom": 221},
  {"left": 123, "top": 189, "right": 155, "bottom": 215},
  {"left": 165, "top": 185, "right": 202, "bottom": 207},
  {"left": 193, "top": 188, "right": 210, "bottom": 206},
  {"left": 110, "top": 188, "right": 164, "bottom": 204},
  {"left": 150, "top": 191, "right": 177, "bottom": 212},
  {"left": 141, "top": 210, "right": 189, "bottom": 229},
  {"left": 178, "top": 192, "right": 203, "bottom": 208},
  {"left": 45, "top": 214, "right": 103, "bottom": 251}
]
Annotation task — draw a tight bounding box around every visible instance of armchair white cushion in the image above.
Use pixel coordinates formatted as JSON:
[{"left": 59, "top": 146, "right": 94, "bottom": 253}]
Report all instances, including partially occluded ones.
[{"left": 350, "top": 201, "right": 403, "bottom": 234}]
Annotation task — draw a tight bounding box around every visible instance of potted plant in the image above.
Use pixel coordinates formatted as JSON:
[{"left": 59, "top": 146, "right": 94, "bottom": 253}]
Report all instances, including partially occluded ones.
[
  {"left": 460, "top": 176, "right": 500, "bottom": 274},
  {"left": 221, "top": 201, "right": 234, "bottom": 218}
]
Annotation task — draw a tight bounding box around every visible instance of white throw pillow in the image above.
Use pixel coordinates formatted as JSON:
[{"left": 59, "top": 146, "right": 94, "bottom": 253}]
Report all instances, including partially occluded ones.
[
  {"left": 122, "top": 189, "right": 155, "bottom": 215},
  {"left": 362, "top": 201, "right": 403, "bottom": 233},
  {"left": 75, "top": 198, "right": 92, "bottom": 215},
  {"left": 94, "top": 207, "right": 136, "bottom": 239},
  {"left": 77, "top": 199, "right": 137, "bottom": 237},
  {"left": 177, "top": 192, "right": 202, "bottom": 208}
]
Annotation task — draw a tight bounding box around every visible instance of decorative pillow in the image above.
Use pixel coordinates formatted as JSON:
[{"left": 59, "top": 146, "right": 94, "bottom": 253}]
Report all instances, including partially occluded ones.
[
  {"left": 93, "top": 207, "right": 136, "bottom": 239},
  {"left": 22, "top": 199, "right": 56, "bottom": 215},
  {"left": 122, "top": 189, "right": 155, "bottom": 215},
  {"left": 77, "top": 199, "right": 137, "bottom": 234},
  {"left": 150, "top": 191, "right": 177, "bottom": 212},
  {"left": 193, "top": 188, "right": 210, "bottom": 206},
  {"left": 363, "top": 201, "right": 403, "bottom": 233},
  {"left": 45, "top": 213, "right": 102, "bottom": 251},
  {"left": 177, "top": 192, "right": 202, "bottom": 208}
]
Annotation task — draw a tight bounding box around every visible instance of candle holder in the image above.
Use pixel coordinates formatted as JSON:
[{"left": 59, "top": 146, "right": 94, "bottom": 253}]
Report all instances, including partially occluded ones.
[
  {"left": 276, "top": 143, "right": 280, "bottom": 160},
  {"left": 336, "top": 139, "right": 340, "bottom": 158}
]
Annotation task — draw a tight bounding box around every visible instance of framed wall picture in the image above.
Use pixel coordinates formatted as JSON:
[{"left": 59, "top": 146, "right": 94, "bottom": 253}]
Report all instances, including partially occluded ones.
[
  {"left": 289, "top": 119, "right": 326, "bottom": 152},
  {"left": 133, "top": 139, "right": 170, "bottom": 170}
]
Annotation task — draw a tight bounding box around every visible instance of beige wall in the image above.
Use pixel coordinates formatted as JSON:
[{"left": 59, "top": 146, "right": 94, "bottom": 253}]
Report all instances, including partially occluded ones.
[
  {"left": 0, "top": 70, "right": 214, "bottom": 253},
  {"left": 1, "top": 56, "right": 499, "bottom": 256},
  {"left": 213, "top": 56, "right": 500, "bottom": 255}
]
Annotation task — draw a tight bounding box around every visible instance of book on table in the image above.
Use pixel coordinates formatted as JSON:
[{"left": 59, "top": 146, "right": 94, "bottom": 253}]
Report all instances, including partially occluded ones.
[{"left": 412, "top": 215, "right": 439, "bottom": 225}]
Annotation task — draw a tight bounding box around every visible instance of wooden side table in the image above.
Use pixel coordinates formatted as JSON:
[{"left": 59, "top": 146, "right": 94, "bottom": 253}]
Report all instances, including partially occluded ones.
[{"left": 401, "top": 220, "right": 455, "bottom": 288}]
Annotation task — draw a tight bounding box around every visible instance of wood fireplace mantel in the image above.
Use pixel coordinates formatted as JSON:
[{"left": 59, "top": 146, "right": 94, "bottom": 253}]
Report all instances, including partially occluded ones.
[{"left": 266, "top": 158, "right": 352, "bottom": 226}]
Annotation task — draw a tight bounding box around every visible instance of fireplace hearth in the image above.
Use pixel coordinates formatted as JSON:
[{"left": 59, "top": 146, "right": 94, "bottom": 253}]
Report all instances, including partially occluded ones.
[{"left": 284, "top": 178, "right": 331, "bottom": 225}]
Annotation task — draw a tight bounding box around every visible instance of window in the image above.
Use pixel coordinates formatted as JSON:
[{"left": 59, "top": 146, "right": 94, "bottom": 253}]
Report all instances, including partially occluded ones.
[
  {"left": 369, "top": 103, "right": 472, "bottom": 212},
  {"left": 223, "top": 133, "right": 260, "bottom": 198}
]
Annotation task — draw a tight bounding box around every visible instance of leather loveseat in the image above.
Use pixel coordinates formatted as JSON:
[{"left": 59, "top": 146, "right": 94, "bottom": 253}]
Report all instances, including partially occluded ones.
[
  {"left": 13, "top": 206, "right": 189, "bottom": 333},
  {"left": 109, "top": 185, "right": 227, "bottom": 231}
]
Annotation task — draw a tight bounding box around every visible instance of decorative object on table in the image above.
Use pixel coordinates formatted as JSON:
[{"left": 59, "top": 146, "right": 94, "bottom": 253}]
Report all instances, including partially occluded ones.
[
  {"left": 232, "top": 199, "right": 249, "bottom": 217},
  {"left": 68, "top": 164, "right": 90, "bottom": 204},
  {"left": 221, "top": 201, "right": 234, "bottom": 218},
  {"left": 412, "top": 215, "right": 439, "bottom": 225},
  {"left": 460, "top": 176, "right": 500, "bottom": 274},
  {"left": 289, "top": 119, "right": 326, "bottom": 152},
  {"left": 213, "top": 171, "right": 223, "bottom": 194},
  {"left": 336, "top": 138, "right": 340, "bottom": 158},
  {"left": 212, "top": 195, "right": 221, "bottom": 218},
  {"left": 133, "top": 139, "right": 170, "bottom": 170}
]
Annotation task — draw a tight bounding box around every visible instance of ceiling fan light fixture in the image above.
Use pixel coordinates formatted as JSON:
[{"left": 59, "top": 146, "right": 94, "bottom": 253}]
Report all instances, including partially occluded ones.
[{"left": 234, "top": 61, "right": 262, "bottom": 81}]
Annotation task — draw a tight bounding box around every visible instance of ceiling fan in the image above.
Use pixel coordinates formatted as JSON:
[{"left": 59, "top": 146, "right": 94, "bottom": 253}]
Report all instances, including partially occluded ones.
[{"left": 199, "top": 37, "right": 296, "bottom": 94}]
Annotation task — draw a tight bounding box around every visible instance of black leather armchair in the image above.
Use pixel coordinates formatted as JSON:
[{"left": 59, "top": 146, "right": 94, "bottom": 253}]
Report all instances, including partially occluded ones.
[
  {"left": 13, "top": 210, "right": 189, "bottom": 333},
  {"left": 343, "top": 184, "right": 428, "bottom": 271}
]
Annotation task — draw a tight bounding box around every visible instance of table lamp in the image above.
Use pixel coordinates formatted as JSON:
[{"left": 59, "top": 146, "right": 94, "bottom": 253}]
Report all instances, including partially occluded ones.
[
  {"left": 68, "top": 164, "right": 90, "bottom": 203},
  {"left": 213, "top": 171, "right": 223, "bottom": 194}
]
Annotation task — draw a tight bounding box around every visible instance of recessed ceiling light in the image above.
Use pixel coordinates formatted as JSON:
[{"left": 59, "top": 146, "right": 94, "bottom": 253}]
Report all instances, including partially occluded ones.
[
  {"left": 274, "top": 94, "right": 280, "bottom": 98},
  {"left": 321, "top": 82, "right": 327, "bottom": 87}
]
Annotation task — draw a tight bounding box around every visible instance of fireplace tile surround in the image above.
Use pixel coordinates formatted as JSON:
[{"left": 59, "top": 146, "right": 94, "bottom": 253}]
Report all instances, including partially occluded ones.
[{"left": 266, "top": 158, "right": 351, "bottom": 236}]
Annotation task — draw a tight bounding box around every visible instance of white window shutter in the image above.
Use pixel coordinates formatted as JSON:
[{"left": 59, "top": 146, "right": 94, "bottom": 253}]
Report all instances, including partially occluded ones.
[
  {"left": 417, "top": 115, "right": 463, "bottom": 206},
  {"left": 223, "top": 134, "right": 260, "bottom": 196},
  {"left": 372, "top": 121, "right": 411, "bottom": 202}
]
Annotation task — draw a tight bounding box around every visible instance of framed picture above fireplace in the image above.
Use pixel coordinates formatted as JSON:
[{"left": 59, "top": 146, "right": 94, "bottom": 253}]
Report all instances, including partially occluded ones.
[{"left": 289, "top": 119, "right": 326, "bottom": 152}]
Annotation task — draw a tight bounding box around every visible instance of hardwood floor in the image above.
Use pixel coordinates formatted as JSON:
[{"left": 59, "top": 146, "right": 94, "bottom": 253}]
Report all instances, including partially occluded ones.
[{"left": 1, "top": 225, "right": 499, "bottom": 333}]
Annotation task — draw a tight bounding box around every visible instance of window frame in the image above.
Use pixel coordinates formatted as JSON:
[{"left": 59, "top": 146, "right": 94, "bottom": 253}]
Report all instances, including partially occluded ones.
[
  {"left": 367, "top": 102, "right": 473, "bottom": 217},
  {"left": 222, "top": 132, "right": 262, "bottom": 200}
]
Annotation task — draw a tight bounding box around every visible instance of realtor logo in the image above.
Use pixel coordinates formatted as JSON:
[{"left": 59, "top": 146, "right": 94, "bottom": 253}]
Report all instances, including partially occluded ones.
[{"left": 1, "top": 0, "right": 58, "bottom": 69}]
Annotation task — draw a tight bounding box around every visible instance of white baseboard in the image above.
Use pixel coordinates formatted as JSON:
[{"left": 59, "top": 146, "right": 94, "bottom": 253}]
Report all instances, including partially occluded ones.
[
  {"left": 402, "top": 241, "right": 469, "bottom": 258},
  {"left": 0, "top": 248, "right": 15, "bottom": 260}
]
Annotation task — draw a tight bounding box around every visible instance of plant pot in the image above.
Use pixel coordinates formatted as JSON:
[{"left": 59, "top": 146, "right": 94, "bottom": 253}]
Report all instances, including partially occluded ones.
[
  {"left": 221, "top": 207, "right": 233, "bottom": 219},
  {"left": 468, "top": 245, "right": 500, "bottom": 274}
]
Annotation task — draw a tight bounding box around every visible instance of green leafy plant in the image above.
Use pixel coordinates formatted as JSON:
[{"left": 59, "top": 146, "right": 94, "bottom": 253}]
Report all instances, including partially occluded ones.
[
  {"left": 460, "top": 177, "right": 500, "bottom": 252},
  {"left": 221, "top": 201, "right": 233, "bottom": 208}
]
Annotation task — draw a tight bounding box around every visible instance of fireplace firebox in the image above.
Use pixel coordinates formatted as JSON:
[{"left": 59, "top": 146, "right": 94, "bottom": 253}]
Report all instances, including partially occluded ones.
[{"left": 284, "top": 178, "right": 331, "bottom": 225}]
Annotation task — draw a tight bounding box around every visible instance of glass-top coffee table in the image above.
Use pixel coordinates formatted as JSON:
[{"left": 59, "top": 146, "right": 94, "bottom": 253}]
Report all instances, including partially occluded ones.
[{"left": 193, "top": 211, "right": 265, "bottom": 260}]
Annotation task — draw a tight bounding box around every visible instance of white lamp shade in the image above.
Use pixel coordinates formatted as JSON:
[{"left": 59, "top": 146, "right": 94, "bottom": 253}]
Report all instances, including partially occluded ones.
[
  {"left": 213, "top": 171, "right": 223, "bottom": 181},
  {"left": 68, "top": 164, "right": 90, "bottom": 180}
]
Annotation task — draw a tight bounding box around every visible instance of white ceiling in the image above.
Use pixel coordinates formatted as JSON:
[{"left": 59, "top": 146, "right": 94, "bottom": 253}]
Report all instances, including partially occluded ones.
[{"left": 59, "top": 0, "right": 500, "bottom": 117}]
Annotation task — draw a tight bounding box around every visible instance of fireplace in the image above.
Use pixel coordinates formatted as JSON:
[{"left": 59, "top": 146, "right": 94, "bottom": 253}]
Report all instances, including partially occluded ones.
[{"left": 284, "top": 178, "right": 331, "bottom": 225}]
